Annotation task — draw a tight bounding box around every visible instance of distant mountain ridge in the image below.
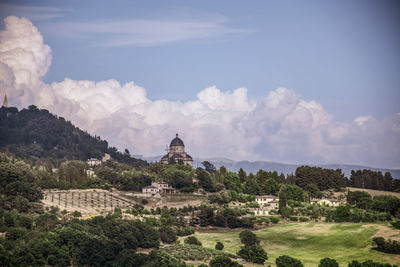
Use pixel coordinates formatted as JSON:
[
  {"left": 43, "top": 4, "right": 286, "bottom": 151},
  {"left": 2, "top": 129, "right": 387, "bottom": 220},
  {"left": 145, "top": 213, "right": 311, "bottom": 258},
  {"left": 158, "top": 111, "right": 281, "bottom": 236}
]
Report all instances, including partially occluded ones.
[{"left": 143, "top": 155, "right": 400, "bottom": 179}]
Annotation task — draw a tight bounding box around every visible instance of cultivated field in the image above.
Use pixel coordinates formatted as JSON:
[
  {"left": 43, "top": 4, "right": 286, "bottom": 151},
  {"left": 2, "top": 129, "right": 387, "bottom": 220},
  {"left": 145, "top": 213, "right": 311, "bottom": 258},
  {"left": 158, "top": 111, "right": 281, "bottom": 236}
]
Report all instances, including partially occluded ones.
[
  {"left": 346, "top": 187, "right": 400, "bottom": 198},
  {"left": 42, "top": 189, "right": 206, "bottom": 217},
  {"left": 193, "top": 222, "right": 400, "bottom": 266}
]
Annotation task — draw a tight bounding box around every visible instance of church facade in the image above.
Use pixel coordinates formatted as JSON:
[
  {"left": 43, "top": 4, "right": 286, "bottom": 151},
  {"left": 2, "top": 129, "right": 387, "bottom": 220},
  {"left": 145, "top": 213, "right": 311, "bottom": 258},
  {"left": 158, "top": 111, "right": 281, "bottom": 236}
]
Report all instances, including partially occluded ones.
[{"left": 161, "top": 134, "right": 193, "bottom": 166}]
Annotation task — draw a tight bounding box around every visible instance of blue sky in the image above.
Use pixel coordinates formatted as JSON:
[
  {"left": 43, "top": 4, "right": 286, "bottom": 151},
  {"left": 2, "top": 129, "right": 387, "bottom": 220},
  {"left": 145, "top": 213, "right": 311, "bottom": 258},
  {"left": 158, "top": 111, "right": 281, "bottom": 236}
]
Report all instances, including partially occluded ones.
[
  {"left": 0, "top": 0, "right": 399, "bottom": 167},
  {"left": 1, "top": 0, "right": 399, "bottom": 121}
]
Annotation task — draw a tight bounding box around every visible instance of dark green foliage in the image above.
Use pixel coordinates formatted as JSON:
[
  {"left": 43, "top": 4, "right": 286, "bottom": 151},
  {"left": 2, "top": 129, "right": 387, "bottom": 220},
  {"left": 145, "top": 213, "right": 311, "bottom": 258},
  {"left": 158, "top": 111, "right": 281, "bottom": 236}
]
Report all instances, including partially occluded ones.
[
  {"left": 372, "top": 237, "right": 400, "bottom": 254},
  {"left": 0, "top": 158, "right": 43, "bottom": 209},
  {"left": 184, "top": 236, "right": 202, "bottom": 246},
  {"left": 76, "top": 237, "right": 122, "bottom": 266},
  {"left": 223, "top": 172, "right": 242, "bottom": 192},
  {"left": 237, "top": 244, "right": 268, "bottom": 263},
  {"left": 334, "top": 206, "right": 351, "bottom": 222},
  {"left": 215, "top": 241, "right": 224, "bottom": 250},
  {"left": 209, "top": 255, "right": 243, "bottom": 267},
  {"left": 176, "top": 227, "right": 194, "bottom": 236},
  {"left": 319, "top": 257, "right": 339, "bottom": 267},
  {"left": 299, "top": 217, "right": 309, "bottom": 222},
  {"left": 276, "top": 255, "right": 304, "bottom": 267},
  {"left": 202, "top": 161, "right": 216, "bottom": 173},
  {"left": 161, "top": 244, "right": 236, "bottom": 261},
  {"left": 196, "top": 168, "right": 215, "bottom": 192},
  {"left": 239, "top": 230, "right": 259, "bottom": 246},
  {"left": 159, "top": 226, "right": 177, "bottom": 244},
  {"left": 350, "top": 170, "right": 396, "bottom": 192},
  {"left": 145, "top": 250, "right": 188, "bottom": 267},
  {"left": 348, "top": 260, "right": 397, "bottom": 267},
  {"left": 5, "top": 227, "right": 28, "bottom": 241},
  {"left": 0, "top": 106, "right": 147, "bottom": 168},
  {"left": 208, "top": 190, "right": 231, "bottom": 204},
  {"left": 391, "top": 220, "right": 400, "bottom": 229},
  {"left": 198, "top": 205, "right": 215, "bottom": 227},
  {"left": 237, "top": 230, "right": 267, "bottom": 263},
  {"left": 281, "top": 184, "right": 305, "bottom": 202},
  {"left": 305, "top": 183, "right": 323, "bottom": 198},
  {"left": 280, "top": 206, "right": 293, "bottom": 218},
  {"left": 269, "top": 216, "right": 280, "bottom": 224},
  {"left": 371, "top": 195, "right": 400, "bottom": 216},
  {"left": 0, "top": 213, "right": 161, "bottom": 267},
  {"left": 295, "top": 166, "right": 347, "bottom": 191},
  {"left": 58, "top": 160, "right": 87, "bottom": 188},
  {"left": 347, "top": 191, "right": 372, "bottom": 209}
]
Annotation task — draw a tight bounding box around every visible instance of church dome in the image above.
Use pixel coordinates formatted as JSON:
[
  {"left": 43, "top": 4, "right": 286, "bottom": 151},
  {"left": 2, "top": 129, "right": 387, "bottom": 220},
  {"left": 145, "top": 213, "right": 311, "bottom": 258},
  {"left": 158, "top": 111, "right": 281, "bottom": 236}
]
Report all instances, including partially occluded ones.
[{"left": 170, "top": 133, "right": 184, "bottom": 147}]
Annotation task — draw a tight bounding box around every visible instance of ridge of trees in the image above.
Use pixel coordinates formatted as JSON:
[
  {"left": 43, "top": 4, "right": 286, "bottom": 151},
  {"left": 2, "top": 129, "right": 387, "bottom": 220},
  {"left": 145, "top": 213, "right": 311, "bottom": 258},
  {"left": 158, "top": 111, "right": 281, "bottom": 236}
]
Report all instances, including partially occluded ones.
[{"left": 0, "top": 106, "right": 147, "bottom": 168}]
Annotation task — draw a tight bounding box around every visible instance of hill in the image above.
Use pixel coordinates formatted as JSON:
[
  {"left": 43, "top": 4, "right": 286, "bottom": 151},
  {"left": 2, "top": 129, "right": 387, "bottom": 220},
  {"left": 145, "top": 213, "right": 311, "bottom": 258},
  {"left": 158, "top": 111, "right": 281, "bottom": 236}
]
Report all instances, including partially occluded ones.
[{"left": 0, "top": 105, "right": 147, "bottom": 167}]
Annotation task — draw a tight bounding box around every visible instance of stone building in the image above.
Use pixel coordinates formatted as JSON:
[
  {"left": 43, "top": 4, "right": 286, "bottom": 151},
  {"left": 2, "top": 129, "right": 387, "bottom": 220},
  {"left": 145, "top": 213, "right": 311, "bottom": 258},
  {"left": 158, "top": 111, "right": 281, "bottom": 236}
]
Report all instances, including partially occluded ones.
[
  {"left": 311, "top": 198, "right": 340, "bottom": 206},
  {"left": 161, "top": 133, "right": 193, "bottom": 166},
  {"left": 255, "top": 195, "right": 279, "bottom": 207},
  {"left": 142, "top": 182, "right": 178, "bottom": 194},
  {"left": 86, "top": 158, "right": 101, "bottom": 167}
]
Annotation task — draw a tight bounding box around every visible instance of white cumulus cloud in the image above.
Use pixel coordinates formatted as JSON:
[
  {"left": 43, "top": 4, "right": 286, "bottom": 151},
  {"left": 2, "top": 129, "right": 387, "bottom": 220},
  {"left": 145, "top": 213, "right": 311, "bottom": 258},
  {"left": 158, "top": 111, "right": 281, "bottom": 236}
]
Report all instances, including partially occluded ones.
[{"left": 1, "top": 16, "right": 399, "bottom": 168}]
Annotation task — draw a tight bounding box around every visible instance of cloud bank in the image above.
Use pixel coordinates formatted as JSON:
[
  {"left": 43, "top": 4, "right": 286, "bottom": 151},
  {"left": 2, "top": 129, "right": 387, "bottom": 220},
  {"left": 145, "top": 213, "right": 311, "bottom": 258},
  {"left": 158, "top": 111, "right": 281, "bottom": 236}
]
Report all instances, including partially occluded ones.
[{"left": 1, "top": 16, "right": 399, "bottom": 168}]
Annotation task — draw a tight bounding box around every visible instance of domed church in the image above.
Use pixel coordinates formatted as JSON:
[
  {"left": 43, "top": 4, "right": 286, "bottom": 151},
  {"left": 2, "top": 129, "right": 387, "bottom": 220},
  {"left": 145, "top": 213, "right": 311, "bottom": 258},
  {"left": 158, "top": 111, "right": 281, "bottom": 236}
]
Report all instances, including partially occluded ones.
[{"left": 161, "top": 133, "right": 193, "bottom": 166}]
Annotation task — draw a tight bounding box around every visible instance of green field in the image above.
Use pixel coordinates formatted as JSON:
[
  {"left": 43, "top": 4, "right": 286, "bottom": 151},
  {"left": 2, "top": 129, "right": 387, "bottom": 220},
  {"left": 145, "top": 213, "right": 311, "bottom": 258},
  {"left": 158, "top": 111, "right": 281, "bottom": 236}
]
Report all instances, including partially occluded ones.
[{"left": 193, "top": 222, "right": 400, "bottom": 266}]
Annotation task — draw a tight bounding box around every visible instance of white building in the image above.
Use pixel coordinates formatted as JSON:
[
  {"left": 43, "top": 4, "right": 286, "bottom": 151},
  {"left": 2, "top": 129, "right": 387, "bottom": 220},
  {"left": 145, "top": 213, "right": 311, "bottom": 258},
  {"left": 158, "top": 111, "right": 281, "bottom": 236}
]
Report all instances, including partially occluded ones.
[
  {"left": 87, "top": 158, "right": 102, "bottom": 167},
  {"left": 86, "top": 169, "right": 95, "bottom": 177},
  {"left": 102, "top": 153, "right": 111, "bottom": 162},
  {"left": 142, "top": 182, "right": 178, "bottom": 194},
  {"left": 255, "top": 195, "right": 279, "bottom": 207},
  {"left": 311, "top": 198, "right": 340, "bottom": 206},
  {"left": 253, "top": 208, "right": 270, "bottom": 216}
]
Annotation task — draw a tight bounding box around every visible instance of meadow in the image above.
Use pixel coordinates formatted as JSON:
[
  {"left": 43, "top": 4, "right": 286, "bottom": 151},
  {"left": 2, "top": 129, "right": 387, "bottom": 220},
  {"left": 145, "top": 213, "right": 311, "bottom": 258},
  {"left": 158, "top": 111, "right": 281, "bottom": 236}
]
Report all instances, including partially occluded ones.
[{"left": 193, "top": 222, "right": 400, "bottom": 266}]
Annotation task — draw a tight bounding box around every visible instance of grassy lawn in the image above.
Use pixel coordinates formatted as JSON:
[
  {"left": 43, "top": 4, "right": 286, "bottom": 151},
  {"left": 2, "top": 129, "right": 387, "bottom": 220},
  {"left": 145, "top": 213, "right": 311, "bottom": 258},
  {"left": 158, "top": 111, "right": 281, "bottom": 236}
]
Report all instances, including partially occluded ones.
[{"left": 193, "top": 222, "right": 400, "bottom": 266}]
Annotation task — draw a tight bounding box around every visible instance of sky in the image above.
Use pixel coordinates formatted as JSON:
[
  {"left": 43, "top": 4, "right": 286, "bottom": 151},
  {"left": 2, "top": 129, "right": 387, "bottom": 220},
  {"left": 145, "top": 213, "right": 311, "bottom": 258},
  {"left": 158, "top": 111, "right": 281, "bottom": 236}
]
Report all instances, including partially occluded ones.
[{"left": 0, "top": 0, "right": 399, "bottom": 168}]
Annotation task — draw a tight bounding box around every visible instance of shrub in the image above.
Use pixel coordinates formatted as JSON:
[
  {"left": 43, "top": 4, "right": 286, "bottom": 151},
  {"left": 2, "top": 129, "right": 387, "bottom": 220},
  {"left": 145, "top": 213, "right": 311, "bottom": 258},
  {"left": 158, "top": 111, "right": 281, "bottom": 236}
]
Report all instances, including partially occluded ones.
[
  {"left": 72, "top": 210, "right": 82, "bottom": 217},
  {"left": 209, "top": 255, "right": 243, "bottom": 267},
  {"left": 215, "top": 241, "right": 224, "bottom": 250},
  {"left": 269, "top": 216, "right": 280, "bottom": 224},
  {"left": 147, "top": 250, "right": 187, "bottom": 267},
  {"left": 299, "top": 217, "right": 309, "bottom": 222},
  {"left": 162, "top": 244, "right": 237, "bottom": 261},
  {"left": 372, "top": 237, "right": 400, "bottom": 254},
  {"left": 184, "top": 236, "right": 202, "bottom": 246},
  {"left": 159, "top": 226, "right": 177, "bottom": 244},
  {"left": 391, "top": 220, "right": 400, "bottom": 229},
  {"left": 177, "top": 227, "right": 195, "bottom": 236},
  {"left": 319, "top": 257, "right": 338, "bottom": 267},
  {"left": 276, "top": 255, "right": 304, "bottom": 267},
  {"left": 5, "top": 227, "right": 27, "bottom": 241},
  {"left": 239, "top": 230, "right": 259, "bottom": 246},
  {"left": 289, "top": 216, "right": 298, "bottom": 221},
  {"left": 348, "top": 259, "right": 397, "bottom": 267},
  {"left": 237, "top": 244, "right": 268, "bottom": 264}
]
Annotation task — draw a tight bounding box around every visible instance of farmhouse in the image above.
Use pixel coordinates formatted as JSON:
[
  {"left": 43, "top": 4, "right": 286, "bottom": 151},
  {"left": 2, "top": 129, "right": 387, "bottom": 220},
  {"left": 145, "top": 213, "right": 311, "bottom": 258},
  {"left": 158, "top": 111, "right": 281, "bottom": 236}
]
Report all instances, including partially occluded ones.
[
  {"left": 142, "top": 182, "right": 179, "bottom": 194},
  {"left": 253, "top": 207, "right": 270, "bottom": 216},
  {"left": 311, "top": 198, "right": 340, "bottom": 206},
  {"left": 161, "top": 133, "right": 193, "bottom": 166},
  {"left": 255, "top": 195, "right": 279, "bottom": 207},
  {"left": 86, "top": 158, "right": 101, "bottom": 167}
]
